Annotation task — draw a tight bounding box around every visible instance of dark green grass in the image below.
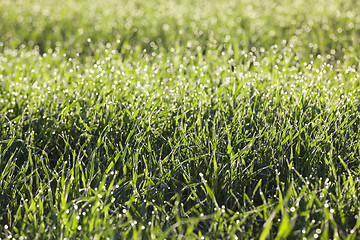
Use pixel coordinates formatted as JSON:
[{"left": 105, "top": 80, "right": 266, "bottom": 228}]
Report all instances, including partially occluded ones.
[{"left": 1, "top": 0, "right": 360, "bottom": 239}]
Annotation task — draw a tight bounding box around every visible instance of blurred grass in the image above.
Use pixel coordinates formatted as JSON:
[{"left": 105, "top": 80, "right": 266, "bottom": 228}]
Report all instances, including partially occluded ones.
[{"left": 1, "top": 0, "right": 360, "bottom": 57}]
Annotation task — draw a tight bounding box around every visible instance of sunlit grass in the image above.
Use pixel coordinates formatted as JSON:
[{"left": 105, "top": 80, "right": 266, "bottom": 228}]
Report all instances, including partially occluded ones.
[{"left": 1, "top": 0, "right": 360, "bottom": 239}]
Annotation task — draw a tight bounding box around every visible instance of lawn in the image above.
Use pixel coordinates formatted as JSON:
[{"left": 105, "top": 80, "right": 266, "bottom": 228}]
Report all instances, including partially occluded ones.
[{"left": 1, "top": 0, "right": 360, "bottom": 239}]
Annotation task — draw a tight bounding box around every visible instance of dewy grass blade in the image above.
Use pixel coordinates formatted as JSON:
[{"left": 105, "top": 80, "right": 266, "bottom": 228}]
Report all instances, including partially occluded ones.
[{"left": 1, "top": 0, "right": 360, "bottom": 238}]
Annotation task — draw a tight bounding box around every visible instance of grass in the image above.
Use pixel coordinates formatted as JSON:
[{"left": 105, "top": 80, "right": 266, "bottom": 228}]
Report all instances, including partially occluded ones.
[{"left": 1, "top": 0, "right": 360, "bottom": 239}]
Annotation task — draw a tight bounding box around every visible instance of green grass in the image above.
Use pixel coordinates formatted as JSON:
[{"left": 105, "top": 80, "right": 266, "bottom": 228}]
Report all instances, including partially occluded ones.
[{"left": 1, "top": 0, "right": 360, "bottom": 239}]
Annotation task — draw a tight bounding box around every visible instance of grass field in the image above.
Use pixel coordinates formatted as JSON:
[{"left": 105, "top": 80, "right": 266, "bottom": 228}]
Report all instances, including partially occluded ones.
[{"left": 1, "top": 0, "right": 360, "bottom": 239}]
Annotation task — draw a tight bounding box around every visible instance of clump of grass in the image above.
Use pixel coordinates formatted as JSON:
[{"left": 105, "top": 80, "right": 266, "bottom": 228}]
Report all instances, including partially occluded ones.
[{"left": 1, "top": 0, "right": 360, "bottom": 239}]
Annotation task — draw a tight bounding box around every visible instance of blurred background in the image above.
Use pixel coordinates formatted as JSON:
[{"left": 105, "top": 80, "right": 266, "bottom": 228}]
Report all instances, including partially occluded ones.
[{"left": 1, "top": 0, "right": 359, "bottom": 59}]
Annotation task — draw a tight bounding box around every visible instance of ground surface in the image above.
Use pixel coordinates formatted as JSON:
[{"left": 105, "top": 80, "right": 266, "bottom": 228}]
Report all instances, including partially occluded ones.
[{"left": 1, "top": 0, "right": 360, "bottom": 239}]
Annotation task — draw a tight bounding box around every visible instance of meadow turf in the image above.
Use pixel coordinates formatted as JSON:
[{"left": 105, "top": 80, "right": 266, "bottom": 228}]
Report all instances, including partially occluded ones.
[{"left": 1, "top": 0, "right": 360, "bottom": 239}]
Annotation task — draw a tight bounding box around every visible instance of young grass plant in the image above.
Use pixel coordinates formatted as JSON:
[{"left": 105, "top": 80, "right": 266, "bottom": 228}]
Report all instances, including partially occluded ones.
[{"left": 1, "top": 0, "right": 360, "bottom": 239}]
